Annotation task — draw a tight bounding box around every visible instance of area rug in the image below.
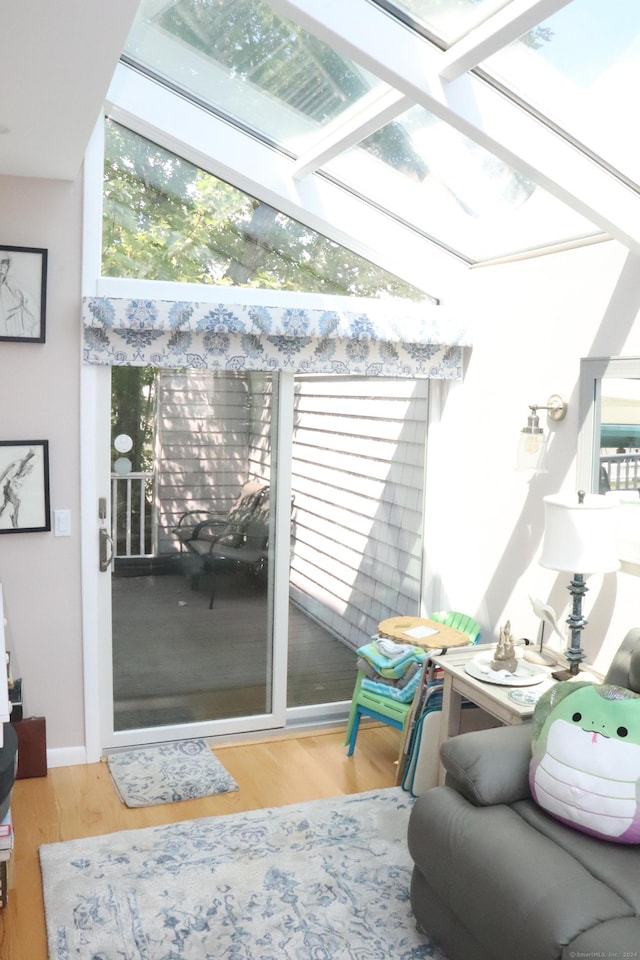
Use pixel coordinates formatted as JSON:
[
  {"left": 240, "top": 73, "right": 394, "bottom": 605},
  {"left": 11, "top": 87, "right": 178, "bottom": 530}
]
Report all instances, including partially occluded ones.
[
  {"left": 39, "top": 787, "right": 448, "bottom": 960},
  {"left": 106, "top": 738, "right": 238, "bottom": 807}
]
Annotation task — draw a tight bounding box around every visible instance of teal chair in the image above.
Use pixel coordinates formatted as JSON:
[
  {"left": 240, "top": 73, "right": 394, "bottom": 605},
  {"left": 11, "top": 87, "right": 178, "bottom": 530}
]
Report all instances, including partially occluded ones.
[{"left": 345, "top": 611, "right": 481, "bottom": 756}]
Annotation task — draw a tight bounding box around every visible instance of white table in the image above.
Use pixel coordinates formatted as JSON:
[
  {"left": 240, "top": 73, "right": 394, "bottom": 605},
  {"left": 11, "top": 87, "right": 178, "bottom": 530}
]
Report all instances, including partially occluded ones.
[{"left": 430, "top": 644, "right": 557, "bottom": 785}]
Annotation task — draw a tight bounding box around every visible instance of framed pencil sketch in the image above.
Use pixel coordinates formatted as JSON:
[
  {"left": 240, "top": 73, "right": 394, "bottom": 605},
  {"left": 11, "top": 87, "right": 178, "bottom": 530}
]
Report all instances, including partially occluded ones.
[
  {"left": 0, "top": 441, "right": 51, "bottom": 533},
  {"left": 0, "top": 245, "right": 48, "bottom": 343}
]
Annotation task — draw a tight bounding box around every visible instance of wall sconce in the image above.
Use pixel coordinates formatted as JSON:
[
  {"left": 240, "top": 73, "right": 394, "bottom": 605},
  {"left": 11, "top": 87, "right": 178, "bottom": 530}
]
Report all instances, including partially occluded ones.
[{"left": 516, "top": 394, "right": 568, "bottom": 472}]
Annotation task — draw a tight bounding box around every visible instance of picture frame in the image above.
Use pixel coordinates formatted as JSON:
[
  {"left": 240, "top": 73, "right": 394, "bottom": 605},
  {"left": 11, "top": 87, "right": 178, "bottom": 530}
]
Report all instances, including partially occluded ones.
[
  {"left": 0, "top": 245, "right": 47, "bottom": 343},
  {"left": 0, "top": 441, "right": 51, "bottom": 534}
]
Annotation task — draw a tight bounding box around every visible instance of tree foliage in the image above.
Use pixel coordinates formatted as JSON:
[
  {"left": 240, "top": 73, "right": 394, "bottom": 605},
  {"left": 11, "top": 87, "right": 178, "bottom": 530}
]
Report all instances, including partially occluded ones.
[{"left": 102, "top": 121, "right": 424, "bottom": 299}]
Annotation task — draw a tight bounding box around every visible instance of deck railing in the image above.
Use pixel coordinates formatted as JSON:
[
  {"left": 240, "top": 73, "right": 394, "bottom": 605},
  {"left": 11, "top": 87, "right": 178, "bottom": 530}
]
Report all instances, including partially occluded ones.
[
  {"left": 111, "top": 455, "right": 639, "bottom": 561},
  {"left": 111, "top": 471, "right": 155, "bottom": 558},
  {"left": 601, "top": 452, "right": 640, "bottom": 492}
]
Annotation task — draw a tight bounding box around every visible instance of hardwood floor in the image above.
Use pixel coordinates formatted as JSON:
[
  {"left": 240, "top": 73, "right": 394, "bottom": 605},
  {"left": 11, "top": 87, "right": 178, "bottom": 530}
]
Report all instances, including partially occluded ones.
[{"left": 0, "top": 723, "right": 401, "bottom": 960}]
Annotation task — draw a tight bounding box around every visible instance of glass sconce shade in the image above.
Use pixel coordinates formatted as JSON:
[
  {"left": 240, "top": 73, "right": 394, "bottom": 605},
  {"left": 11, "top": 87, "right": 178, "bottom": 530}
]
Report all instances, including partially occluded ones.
[{"left": 517, "top": 430, "right": 547, "bottom": 472}]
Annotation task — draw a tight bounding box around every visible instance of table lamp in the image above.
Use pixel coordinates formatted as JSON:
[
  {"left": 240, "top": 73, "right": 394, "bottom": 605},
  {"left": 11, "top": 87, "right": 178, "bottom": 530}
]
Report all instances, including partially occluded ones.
[{"left": 539, "top": 491, "right": 620, "bottom": 680}]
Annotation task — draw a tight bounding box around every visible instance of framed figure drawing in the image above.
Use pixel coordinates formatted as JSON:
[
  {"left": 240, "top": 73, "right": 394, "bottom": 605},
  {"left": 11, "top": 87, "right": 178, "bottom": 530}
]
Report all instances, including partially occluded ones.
[
  {"left": 0, "top": 245, "right": 47, "bottom": 343},
  {"left": 0, "top": 441, "right": 51, "bottom": 533}
]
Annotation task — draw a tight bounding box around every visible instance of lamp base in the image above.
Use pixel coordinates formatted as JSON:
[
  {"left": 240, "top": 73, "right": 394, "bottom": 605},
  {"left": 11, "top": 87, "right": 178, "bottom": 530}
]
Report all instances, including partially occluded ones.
[{"left": 551, "top": 665, "right": 582, "bottom": 681}]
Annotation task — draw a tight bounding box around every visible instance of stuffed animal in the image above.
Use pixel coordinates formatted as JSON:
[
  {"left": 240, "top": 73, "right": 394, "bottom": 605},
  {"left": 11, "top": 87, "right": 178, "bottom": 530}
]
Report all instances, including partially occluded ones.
[{"left": 530, "top": 681, "right": 640, "bottom": 843}]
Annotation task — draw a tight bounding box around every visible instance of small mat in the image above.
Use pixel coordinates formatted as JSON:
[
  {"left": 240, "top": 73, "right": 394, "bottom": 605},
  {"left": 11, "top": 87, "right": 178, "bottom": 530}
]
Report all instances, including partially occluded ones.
[{"left": 106, "top": 738, "right": 238, "bottom": 807}]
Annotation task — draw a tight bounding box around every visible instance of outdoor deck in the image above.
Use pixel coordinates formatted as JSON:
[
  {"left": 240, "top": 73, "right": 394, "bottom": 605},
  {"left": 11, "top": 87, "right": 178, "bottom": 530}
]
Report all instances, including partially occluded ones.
[{"left": 112, "top": 561, "right": 358, "bottom": 731}]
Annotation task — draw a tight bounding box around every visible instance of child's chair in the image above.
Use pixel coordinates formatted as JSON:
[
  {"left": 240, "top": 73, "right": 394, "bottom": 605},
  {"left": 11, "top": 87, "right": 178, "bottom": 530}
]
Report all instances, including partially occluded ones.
[{"left": 344, "top": 611, "right": 481, "bottom": 756}]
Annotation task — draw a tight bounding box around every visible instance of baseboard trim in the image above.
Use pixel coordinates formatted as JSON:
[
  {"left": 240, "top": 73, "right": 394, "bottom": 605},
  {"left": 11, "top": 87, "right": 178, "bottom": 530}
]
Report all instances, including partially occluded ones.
[{"left": 47, "top": 745, "right": 88, "bottom": 769}]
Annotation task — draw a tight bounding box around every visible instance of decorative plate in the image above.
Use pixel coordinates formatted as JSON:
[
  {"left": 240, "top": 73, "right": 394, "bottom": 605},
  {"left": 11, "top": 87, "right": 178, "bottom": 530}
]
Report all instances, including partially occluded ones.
[
  {"left": 508, "top": 688, "right": 545, "bottom": 706},
  {"left": 465, "top": 653, "right": 548, "bottom": 686}
]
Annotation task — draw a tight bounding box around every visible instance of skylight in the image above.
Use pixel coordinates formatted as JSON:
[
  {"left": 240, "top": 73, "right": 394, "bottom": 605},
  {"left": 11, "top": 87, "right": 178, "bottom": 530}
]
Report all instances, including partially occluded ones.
[
  {"left": 116, "top": 0, "right": 636, "bottom": 274},
  {"left": 371, "top": 0, "right": 513, "bottom": 45},
  {"left": 481, "top": 0, "right": 640, "bottom": 188},
  {"left": 124, "top": 0, "right": 385, "bottom": 147}
]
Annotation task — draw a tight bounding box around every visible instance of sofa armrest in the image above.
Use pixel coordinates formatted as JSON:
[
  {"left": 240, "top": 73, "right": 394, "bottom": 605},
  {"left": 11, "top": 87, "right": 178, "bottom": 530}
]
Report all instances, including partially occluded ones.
[{"left": 441, "top": 723, "right": 533, "bottom": 806}]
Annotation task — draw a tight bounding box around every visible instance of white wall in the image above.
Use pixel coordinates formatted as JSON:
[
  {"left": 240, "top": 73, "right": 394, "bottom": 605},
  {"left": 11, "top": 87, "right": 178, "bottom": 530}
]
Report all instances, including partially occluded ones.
[
  {"left": 426, "top": 240, "right": 640, "bottom": 675},
  {"left": 2, "top": 165, "right": 640, "bottom": 764},
  {"left": 0, "top": 174, "right": 85, "bottom": 764}
]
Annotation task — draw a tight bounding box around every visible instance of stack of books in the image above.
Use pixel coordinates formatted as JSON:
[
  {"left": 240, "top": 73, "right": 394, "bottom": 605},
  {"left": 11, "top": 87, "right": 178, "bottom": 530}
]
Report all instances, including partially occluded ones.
[
  {"left": 0, "top": 808, "right": 13, "bottom": 860},
  {"left": 0, "top": 809, "right": 12, "bottom": 907}
]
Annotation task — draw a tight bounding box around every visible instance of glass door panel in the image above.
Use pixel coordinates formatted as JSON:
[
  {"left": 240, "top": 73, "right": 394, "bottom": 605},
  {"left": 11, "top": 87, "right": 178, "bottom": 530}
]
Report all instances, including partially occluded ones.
[
  {"left": 287, "top": 375, "right": 427, "bottom": 709},
  {"left": 110, "top": 367, "right": 276, "bottom": 732}
]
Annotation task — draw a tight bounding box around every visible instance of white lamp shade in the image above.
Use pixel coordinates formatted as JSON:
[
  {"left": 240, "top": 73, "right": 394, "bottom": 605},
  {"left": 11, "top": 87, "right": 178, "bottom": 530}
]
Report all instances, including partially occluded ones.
[{"left": 539, "top": 493, "right": 621, "bottom": 574}]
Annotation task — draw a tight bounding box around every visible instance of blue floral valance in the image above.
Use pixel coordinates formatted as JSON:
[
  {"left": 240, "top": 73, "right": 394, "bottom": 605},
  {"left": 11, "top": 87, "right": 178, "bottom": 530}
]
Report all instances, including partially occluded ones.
[{"left": 82, "top": 297, "right": 470, "bottom": 378}]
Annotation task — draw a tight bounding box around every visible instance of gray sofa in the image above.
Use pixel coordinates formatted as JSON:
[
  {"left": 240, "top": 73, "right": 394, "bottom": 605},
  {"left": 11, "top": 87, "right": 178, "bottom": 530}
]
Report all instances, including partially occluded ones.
[{"left": 407, "top": 629, "right": 640, "bottom": 960}]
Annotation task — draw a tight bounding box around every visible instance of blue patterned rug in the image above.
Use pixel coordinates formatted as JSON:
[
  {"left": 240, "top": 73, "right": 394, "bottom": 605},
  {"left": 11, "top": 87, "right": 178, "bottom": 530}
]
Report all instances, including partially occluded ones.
[
  {"left": 39, "top": 787, "right": 447, "bottom": 959},
  {"left": 106, "top": 738, "right": 239, "bottom": 807}
]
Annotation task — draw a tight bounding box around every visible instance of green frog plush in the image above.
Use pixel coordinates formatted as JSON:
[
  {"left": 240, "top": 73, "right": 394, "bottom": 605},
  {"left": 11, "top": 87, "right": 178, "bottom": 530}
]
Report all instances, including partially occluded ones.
[{"left": 529, "top": 681, "right": 640, "bottom": 843}]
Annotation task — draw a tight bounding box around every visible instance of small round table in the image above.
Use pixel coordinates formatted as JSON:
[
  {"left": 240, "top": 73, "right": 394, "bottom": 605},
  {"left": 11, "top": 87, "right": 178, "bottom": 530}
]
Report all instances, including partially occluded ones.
[
  {"left": 377, "top": 616, "right": 472, "bottom": 784},
  {"left": 378, "top": 616, "right": 471, "bottom": 651}
]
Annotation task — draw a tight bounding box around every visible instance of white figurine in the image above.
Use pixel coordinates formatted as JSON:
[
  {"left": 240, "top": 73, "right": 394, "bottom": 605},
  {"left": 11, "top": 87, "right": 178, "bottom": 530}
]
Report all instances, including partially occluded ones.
[{"left": 524, "top": 595, "right": 563, "bottom": 665}]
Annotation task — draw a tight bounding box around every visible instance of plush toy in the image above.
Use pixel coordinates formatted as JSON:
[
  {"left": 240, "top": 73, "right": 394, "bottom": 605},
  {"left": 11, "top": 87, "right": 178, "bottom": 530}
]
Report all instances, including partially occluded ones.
[{"left": 529, "top": 681, "right": 640, "bottom": 843}]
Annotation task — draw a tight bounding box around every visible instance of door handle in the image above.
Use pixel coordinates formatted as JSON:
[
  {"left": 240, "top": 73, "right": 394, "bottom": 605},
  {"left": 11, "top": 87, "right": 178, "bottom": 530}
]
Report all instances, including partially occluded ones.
[{"left": 99, "top": 527, "right": 114, "bottom": 572}]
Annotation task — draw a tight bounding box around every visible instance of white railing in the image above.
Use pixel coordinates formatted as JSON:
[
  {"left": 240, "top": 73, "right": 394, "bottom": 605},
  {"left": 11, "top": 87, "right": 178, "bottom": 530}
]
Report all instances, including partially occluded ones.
[
  {"left": 111, "top": 471, "right": 155, "bottom": 558},
  {"left": 601, "top": 453, "right": 640, "bottom": 492}
]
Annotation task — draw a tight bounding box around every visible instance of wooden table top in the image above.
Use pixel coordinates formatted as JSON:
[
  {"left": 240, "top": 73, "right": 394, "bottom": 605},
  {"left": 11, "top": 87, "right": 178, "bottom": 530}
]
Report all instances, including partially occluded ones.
[{"left": 378, "top": 616, "right": 471, "bottom": 650}]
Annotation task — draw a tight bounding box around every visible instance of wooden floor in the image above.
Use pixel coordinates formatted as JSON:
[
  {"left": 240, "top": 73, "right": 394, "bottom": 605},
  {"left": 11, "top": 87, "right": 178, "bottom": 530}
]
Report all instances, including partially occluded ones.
[{"left": 0, "top": 723, "right": 401, "bottom": 960}]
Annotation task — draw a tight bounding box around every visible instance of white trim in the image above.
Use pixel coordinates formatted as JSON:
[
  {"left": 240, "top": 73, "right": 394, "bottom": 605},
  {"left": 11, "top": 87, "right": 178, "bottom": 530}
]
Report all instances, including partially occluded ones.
[
  {"left": 47, "top": 746, "right": 89, "bottom": 769},
  {"left": 291, "top": 87, "right": 411, "bottom": 177},
  {"left": 94, "top": 277, "right": 440, "bottom": 311},
  {"left": 81, "top": 119, "right": 108, "bottom": 763},
  {"left": 270, "top": 0, "right": 638, "bottom": 252},
  {"left": 438, "top": 0, "right": 572, "bottom": 81},
  {"left": 272, "top": 373, "right": 295, "bottom": 726}
]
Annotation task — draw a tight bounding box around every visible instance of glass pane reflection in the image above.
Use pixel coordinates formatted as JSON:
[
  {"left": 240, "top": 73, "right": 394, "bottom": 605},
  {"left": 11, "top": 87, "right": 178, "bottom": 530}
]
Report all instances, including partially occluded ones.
[
  {"left": 125, "top": 0, "right": 384, "bottom": 147},
  {"left": 326, "top": 104, "right": 600, "bottom": 261}
]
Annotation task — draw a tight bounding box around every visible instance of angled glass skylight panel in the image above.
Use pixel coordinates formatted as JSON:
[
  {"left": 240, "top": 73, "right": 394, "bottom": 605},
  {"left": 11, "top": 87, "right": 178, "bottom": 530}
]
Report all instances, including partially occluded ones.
[
  {"left": 124, "top": 0, "right": 385, "bottom": 149},
  {"left": 322, "top": 104, "right": 601, "bottom": 262},
  {"left": 372, "top": 0, "right": 512, "bottom": 44},
  {"left": 481, "top": 0, "right": 640, "bottom": 187}
]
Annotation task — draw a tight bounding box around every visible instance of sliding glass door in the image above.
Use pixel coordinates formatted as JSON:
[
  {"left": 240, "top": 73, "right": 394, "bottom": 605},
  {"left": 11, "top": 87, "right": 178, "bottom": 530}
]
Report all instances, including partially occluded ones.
[
  {"left": 106, "top": 368, "right": 280, "bottom": 743},
  {"left": 97, "top": 367, "right": 428, "bottom": 747}
]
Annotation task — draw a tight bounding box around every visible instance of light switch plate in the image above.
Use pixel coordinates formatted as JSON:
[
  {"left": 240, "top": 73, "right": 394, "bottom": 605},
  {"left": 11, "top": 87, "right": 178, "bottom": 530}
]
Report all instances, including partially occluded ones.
[{"left": 54, "top": 509, "right": 71, "bottom": 537}]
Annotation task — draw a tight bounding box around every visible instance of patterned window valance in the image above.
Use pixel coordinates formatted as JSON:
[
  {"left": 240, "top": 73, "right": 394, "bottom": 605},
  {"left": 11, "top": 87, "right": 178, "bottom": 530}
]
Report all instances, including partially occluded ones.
[{"left": 82, "top": 296, "right": 471, "bottom": 378}]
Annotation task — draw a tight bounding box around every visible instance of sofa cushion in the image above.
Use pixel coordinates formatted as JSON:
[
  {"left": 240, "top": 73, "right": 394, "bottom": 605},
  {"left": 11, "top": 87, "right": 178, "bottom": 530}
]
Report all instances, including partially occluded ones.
[
  {"left": 530, "top": 681, "right": 640, "bottom": 843},
  {"left": 441, "top": 723, "right": 533, "bottom": 806},
  {"left": 215, "top": 481, "right": 267, "bottom": 548},
  {"left": 514, "top": 799, "right": 640, "bottom": 914},
  {"left": 408, "top": 787, "right": 635, "bottom": 960}
]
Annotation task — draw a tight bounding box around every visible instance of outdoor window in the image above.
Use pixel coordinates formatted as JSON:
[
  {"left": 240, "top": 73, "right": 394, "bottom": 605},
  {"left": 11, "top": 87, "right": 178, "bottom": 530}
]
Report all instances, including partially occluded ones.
[{"left": 103, "top": 120, "right": 423, "bottom": 298}]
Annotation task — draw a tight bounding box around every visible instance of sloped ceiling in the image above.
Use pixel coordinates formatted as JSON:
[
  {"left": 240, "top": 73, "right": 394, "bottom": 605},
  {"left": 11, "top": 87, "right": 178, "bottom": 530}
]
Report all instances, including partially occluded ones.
[{"left": 0, "top": 0, "right": 140, "bottom": 180}]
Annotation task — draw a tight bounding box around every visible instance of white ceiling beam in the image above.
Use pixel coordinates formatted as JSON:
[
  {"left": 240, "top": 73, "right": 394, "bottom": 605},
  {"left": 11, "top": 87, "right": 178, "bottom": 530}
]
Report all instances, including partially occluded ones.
[
  {"left": 269, "top": 0, "right": 640, "bottom": 254},
  {"left": 438, "top": 0, "right": 572, "bottom": 81},
  {"left": 107, "top": 65, "right": 468, "bottom": 297},
  {"left": 291, "top": 87, "right": 411, "bottom": 178}
]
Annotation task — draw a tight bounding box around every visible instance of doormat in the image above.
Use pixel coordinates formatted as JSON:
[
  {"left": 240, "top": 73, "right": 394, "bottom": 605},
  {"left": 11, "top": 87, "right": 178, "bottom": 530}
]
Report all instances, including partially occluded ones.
[{"left": 106, "top": 738, "right": 238, "bottom": 807}]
